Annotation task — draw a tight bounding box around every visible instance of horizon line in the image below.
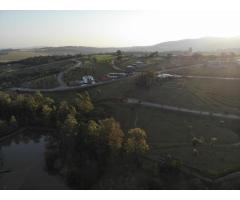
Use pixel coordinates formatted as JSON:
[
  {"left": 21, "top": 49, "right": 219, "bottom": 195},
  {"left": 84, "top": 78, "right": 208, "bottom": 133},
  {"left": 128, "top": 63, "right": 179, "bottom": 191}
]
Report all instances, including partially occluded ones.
[{"left": 1, "top": 35, "right": 240, "bottom": 50}]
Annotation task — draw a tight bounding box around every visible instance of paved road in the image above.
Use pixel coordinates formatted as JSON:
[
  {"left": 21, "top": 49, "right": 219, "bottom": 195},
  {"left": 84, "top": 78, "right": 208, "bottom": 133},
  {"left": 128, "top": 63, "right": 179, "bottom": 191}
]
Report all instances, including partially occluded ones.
[
  {"left": 10, "top": 76, "right": 129, "bottom": 92},
  {"left": 56, "top": 60, "right": 82, "bottom": 88},
  {"left": 10, "top": 61, "right": 240, "bottom": 93},
  {"left": 8, "top": 62, "right": 212, "bottom": 93},
  {"left": 10, "top": 59, "right": 130, "bottom": 92},
  {"left": 111, "top": 60, "right": 124, "bottom": 71},
  {"left": 183, "top": 75, "right": 240, "bottom": 81},
  {"left": 159, "top": 64, "right": 240, "bottom": 81},
  {"left": 127, "top": 98, "right": 240, "bottom": 120}
]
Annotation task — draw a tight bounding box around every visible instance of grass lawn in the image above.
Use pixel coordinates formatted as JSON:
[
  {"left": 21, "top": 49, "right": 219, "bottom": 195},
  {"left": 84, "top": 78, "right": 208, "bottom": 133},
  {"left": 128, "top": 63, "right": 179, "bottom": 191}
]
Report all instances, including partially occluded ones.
[
  {"left": 115, "top": 56, "right": 137, "bottom": 70},
  {"left": 107, "top": 102, "right": 240, "bottom": 177},
  {"left": 0, "top": 59, "right": 75, "bottom": 87},
  {"left": 88, "top": 76, "right": 240, "bottom": 115},
  {"left": 64, "top": 60, "right": 118, "bottom": 84},
  {"left": 47, "top": 75, "right": 240, "bottom": 115},
  {"left": 131, "top": 78, "right": 240, "bottom": 114},
  {"left": 91, "top": 54, "right": 114, "bottom": 62},
  {"left": 43, "top": 76, "right": 240, "bottom": 176},
  {"left": 27, "top": 74, "right": 59, "bottom": 89},
  {"left": 171, "top": 63, "right": 240, "bottom": 77},
  {"left": 0, "top": 50, "right": 46, "bottom": 62}
]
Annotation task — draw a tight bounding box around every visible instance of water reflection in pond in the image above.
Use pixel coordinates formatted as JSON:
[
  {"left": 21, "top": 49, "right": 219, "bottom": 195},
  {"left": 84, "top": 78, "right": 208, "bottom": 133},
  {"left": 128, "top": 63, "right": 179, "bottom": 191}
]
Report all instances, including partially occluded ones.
[{"left": 0, "top": 129, "right": 68, "bottom": 189}]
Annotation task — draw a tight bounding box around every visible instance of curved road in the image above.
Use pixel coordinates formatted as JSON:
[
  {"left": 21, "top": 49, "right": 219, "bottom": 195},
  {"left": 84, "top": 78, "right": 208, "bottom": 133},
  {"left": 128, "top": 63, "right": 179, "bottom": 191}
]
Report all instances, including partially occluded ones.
[
  {"left": 10, "top": 59, "right": 135, "bottom": 92},
  {"left": 111, "top": 60, "right": 124, "bottom": 71},
  {"left": 11, "top": 79, "right": 122, "bottom": 92},
  {"left": 10, "top": 62, "right": 240, "bottom": 92},
  {"left": 56, "top": 60, "right": 82, "bottom": 88}
]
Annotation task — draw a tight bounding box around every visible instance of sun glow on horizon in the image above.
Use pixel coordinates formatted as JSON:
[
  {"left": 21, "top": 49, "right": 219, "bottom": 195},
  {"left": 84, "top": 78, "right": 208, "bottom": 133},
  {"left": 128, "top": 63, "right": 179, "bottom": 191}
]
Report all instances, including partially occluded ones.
[{"left": 1, "top": 10, "right": 240, "bottom": 48}]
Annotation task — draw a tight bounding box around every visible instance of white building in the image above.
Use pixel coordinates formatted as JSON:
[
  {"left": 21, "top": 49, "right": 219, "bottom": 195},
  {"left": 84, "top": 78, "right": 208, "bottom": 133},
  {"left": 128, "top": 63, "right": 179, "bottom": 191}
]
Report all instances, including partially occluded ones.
[
  {"left": 82, "top": 75, "right": 95, "bottom": 84},
  {"left": 157, "top": 73, "right": 181, "bottom": 79},
  {"left": 135, "top": 61, "right": 144, "bottom": 67}
]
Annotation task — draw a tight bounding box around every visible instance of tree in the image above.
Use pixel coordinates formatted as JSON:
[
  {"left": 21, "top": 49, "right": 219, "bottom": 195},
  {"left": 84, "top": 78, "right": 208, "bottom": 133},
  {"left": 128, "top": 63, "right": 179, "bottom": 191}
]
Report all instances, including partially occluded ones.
[
  {"left": 135, "top": 71, "right": 156, "bottom": 89},
  {"left": 44, "top": 97, "right": 55, "bottom": 106},
  {"left": 34, "top": 91, "right": 44, "bottom": 104},
  {"left": 0, "top": 92, "right": 12, "bottom": 118},
  {"left": 0, "top": 120, "right": 7, "bottom": 130},
  {"left": 9, "top": 115, "right": 18, "bottom": 128},
  {"left": 124, "top": 128, "right": 149, "bottom": 154},
  {"left": 149, "top": 51, "right": 158, "bottom": 57},
  {"left": 87, "top": 120, "right": 101, "bottom": 137},
  {"left": 57, "top": 101, "right": 76, "bottom": 121},
  {"left": 0, "top": 91, "right": 11, "bottom": 105},
  {"left": 63, "top": 114, "right": 78, "bottom": 135},
  {"left": 41, "top": 104, "right": 53, "bottom": 123},
  {"left": 99, "top": 118, "right": 124, "bottom": 151},
  {"left": 91, "top": 57, "right": 97, "bottom": 74},
  {"left": 116, "top": 50, "right": 122, "bottom": 61},
  {"left": 75, "top": 92, "right": 94, "bottom": 113}
]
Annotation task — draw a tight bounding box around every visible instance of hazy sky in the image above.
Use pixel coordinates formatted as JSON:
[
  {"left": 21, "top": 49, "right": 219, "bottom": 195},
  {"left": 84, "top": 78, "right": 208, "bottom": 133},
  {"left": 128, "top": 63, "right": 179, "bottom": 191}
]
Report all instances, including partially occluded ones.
[{"left": 1, "top": 10, "right": 240, "bottom": 48}]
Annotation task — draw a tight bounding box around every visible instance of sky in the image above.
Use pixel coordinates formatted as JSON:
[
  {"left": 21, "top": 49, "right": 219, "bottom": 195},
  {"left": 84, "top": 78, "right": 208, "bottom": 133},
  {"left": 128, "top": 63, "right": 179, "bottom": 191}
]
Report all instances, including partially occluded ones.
[{"left": 1, "top": 10, "right": 240, "bottom": 49}]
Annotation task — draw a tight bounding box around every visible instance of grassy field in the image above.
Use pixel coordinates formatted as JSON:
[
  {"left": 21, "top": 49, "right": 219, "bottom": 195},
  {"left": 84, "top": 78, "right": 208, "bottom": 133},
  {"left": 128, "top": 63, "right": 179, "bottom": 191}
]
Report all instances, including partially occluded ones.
[
  {"left": 41, "top": 73, "right": 240, "bottom": 177},
  {"left": 88, "top": 77, "right": 240, "bottom": 115},
  {"left": 46, "top": 75, "right": 240, "bottom": 115},
  {"left": 129, "top": 78, "right": 240, "bottom": 114},
  {"left": 45, "top": 77, "right": 134, "bottom": 102},
  {"left": 0, "top": 50, "right": 46, "bottom": 62},
  {"left": 91, "top": 54, "right": 114, "bottom": 62},
  {"left": 114, "top": 56, "right": 137, "bottom": 70},
  {"left": 64, "top": 59, "right": 118, "bottom": 84},
  {"left": 172, "top": 63, "right": 240, "bottom": 77},
  {"left": 0, "top": 59, "right": 75, "bottom": 87},
  {"left": 8, "top": 54, "right": 239, "bottom": 178},
  {"left": 107, "top": 103, "right": 240, "bottom": 176},
  {"left": 26, "top": 74, "right": 59, "bottom": 89}
]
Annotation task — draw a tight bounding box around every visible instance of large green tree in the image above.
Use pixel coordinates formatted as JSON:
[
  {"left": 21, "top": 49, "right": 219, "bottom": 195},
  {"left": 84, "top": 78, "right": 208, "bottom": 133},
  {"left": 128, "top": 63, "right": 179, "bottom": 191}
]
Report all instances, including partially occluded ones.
[{"left": 124, "top": 128, "right": 149, "bottom": 154}]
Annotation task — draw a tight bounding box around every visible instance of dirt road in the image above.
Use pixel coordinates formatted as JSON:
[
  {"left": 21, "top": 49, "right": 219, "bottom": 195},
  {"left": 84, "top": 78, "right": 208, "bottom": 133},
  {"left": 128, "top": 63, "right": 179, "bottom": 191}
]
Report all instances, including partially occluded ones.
[{"left": 127, "top": 98, "right": 240, "bottom": 120}]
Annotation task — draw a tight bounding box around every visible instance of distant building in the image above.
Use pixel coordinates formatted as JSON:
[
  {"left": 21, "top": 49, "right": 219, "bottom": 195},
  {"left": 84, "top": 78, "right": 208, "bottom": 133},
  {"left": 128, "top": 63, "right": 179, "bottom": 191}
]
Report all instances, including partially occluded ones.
[
  {"left": 107, "top": 72, "right": 127, "bottom": 79},
  {"left": 157, "top": 73, "right": 181, "bottom": 79},
  {"left": 135, "top": 61, "right": 144, "bottom": 67},
  {"left": 68, "top": 75, "right": 95, "bottom": 86}
]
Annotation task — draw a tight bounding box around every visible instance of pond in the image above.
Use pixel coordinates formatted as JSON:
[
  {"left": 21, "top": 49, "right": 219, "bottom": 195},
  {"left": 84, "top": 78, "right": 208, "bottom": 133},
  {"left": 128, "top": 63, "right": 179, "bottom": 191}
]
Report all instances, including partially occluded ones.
[{"left": 0, "top": 129, "right": 68, "bottom": 189}]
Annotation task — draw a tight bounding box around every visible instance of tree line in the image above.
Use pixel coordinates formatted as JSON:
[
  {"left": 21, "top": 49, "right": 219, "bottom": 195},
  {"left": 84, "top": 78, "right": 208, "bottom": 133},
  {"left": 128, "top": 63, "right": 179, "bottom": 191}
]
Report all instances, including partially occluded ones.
[{"left": 0, "top": 90, "right": 150, "bottom": 188}]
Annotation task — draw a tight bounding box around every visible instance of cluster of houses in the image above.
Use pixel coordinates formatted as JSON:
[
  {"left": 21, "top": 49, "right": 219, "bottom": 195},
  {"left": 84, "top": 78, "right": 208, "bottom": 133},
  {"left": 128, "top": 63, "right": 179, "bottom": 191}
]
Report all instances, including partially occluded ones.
[
  {"left": 68, "top": 60, "right": 146, "bottom": 86},
  {"left": 126, "top": 60, "right": 145, "bottom": 74}
]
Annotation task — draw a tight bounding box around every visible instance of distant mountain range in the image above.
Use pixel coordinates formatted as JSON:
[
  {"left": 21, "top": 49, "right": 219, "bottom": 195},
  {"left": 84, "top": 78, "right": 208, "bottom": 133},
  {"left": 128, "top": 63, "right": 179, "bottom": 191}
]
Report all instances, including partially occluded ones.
[{"left": 2, "top": 36, "right": 240, "bottom": 56}]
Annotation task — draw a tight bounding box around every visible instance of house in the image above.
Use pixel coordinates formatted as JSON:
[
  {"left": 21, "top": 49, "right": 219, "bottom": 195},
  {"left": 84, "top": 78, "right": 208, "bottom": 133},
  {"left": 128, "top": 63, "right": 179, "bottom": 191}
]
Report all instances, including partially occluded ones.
[
  {"left": 126, "top": 65, "right": 135, "bottom": 74},
  {"left": 135, "top": 61, "right": 144, "bottom": 67},
  {"left": 82, "top": 75, "right": 95, "bottom": 84},
  {"left": 157, "top": 73, "right": 179, "bottom": 79},
  {"left": 107, "top": 72, "right": 127, "bottom": 79}
]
